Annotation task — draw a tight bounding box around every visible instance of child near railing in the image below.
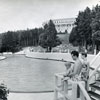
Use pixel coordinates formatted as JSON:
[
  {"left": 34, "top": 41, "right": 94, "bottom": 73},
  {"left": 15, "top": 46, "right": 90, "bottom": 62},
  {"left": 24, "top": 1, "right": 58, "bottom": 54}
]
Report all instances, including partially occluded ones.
[{"left": 63, "top": 62, "right": 73, "bottom": 78}]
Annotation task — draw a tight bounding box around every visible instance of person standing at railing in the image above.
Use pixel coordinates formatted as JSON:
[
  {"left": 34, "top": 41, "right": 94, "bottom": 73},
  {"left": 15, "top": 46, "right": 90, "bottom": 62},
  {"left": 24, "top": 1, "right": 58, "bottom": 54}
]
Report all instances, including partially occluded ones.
[
  {"left": 80, "top": 52, "right": 90, "bottom": 91},
  {"left": 69, "top": 50, "right": 83, "bottom": 80},
  {"left": 62, "top": 51, "right": 86, "bottom": 81}
]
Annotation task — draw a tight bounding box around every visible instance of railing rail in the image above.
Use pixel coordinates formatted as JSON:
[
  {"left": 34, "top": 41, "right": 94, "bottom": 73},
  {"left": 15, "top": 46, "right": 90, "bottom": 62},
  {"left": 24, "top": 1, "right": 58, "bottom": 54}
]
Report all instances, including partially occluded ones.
[
  {"left": 89, "top": 64, "right": 100, "bottom": 81},
  {"left": 54, "top": 73, "right": 91, "bottom": 100},
  {"left": 78, "top": 82, "right": 91, "bottom": 100},
  {"left": 54, "top": 52, "right": 100, "bottom": 100},
  {"left": 90, "top": 51, "right": 100, "bottom": 66},
  {"left": 89, "top": 51, "right": 100, "bottom": 81}
]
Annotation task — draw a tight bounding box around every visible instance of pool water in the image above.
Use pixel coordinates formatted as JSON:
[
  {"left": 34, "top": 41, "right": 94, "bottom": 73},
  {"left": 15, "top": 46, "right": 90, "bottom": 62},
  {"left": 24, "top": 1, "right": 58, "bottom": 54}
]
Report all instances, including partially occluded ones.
[{"left": 0, "top": 55, "right": 65, "bottom": 92}]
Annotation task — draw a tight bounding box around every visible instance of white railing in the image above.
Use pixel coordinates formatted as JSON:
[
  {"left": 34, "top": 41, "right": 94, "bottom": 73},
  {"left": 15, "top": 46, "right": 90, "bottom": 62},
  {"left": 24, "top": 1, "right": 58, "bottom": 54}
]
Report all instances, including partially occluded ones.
[
  {"left": 78, "top": 82, "right": 91, "bottom": 100},
  {"left": 54, "top": 73, "right": 91, "bottom": 100},
  {"left": 54, "top": 52, "right": 100, "bottom": 100},
  {"left": 90, "top": 51, "right": 100, "bottom": 66},
  {"left": 89, "top": 51, "right": 100, "bottom": 82}
]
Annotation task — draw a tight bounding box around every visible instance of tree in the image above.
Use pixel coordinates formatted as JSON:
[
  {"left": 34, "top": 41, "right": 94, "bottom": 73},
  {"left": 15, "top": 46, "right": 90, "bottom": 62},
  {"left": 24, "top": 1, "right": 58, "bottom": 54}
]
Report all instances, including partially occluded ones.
[
  {"left": 76, "top": 7, "right": 92, "bottom": 48},
  {"left": 69, "top": 27, "right": 81, "bottom": 46},
  {"left": 69, "top": 7, "right": 92, "bottom": 52},
  {"left": 1, "top": 31, "right": 20, "bottom": 53},
  {"left": 91, "top": 5, "right": 100, "bottom": 52},
  {"left": 39, "top": 20, "right": 61, "bottom": 52},
  {"left": 92, "top": 31, "right": 100, "bottom": 52}
]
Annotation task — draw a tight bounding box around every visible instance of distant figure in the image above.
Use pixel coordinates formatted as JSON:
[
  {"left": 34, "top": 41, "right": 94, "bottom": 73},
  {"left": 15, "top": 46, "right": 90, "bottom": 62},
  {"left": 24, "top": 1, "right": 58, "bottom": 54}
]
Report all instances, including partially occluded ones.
[{"left": 80, "top": 52, "right": 89, "bottom": 90}]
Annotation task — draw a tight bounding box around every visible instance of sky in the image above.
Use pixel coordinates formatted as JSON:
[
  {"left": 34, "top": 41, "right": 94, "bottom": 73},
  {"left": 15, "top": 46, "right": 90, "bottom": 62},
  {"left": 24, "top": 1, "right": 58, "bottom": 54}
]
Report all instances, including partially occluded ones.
[{"left": 0, "top": 0, "right": 99, "bottom": 33}]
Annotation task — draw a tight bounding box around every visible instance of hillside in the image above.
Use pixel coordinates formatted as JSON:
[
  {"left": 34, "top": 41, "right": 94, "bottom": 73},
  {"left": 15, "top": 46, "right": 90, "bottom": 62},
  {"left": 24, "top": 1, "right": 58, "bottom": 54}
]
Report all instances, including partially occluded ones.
[{"left": 57, "top": 34, "right": 69, "bottom": 44}]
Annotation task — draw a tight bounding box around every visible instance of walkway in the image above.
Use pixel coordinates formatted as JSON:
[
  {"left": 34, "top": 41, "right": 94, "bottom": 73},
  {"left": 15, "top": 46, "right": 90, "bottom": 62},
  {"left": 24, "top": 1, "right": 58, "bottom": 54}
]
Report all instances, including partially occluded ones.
[
  {"left": 0, "top": 55, "right": 6, "bottom": 60},
  {"left": 8, "top": 92, "right": 54, "bottom": 100}
]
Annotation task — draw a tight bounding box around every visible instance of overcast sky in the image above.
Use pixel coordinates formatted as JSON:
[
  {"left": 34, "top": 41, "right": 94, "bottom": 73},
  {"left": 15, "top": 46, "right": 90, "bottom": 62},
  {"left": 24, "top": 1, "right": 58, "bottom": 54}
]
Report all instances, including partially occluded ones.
[{"left": 0, "top": 0, "right": 99, "bottom": 33}]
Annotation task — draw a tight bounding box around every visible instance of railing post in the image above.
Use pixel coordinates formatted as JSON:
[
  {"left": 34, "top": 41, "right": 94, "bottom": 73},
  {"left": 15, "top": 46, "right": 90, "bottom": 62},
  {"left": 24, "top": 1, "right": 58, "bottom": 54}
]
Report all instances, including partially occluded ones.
[
  {"left": 72, "top": 82, "right": 78, "bottom": 100},
  {"left": 80, "top": 81, "right": 85, "bottom": 100},
  {"left": 98, "top": 72, "right": 100, "bottom": 79},
  {"left": 54, "top": 75, "right": 58, "bottom": 100},
  {"left": 64, "top": 80, "right": 68, "bottom": 94},
  {"left": 62, "top": 80, "right": 68, "bottom": 100},
  {"left": 87, "top": 79, "right": 89, "bottom": 91},
  {"left": 78, "top": 81, "right": 91, "bottom": 100}
]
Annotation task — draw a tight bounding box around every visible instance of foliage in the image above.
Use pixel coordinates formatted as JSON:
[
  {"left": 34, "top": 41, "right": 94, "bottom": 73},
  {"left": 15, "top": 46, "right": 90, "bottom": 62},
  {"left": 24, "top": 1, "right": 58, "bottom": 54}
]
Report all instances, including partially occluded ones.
[
  {"left": 57, "top": 30, "right": 68, "bottom": 34},
  {"left": 0, "top": 20, "right": 61, "bottom": 53},
  {"left": 39, "top": 20, "right": 61, "bottom": 52},
  {"left": 69, "top": 5, "right": 100, "bottom": 52},
  {"left": 0, "top": 28, "right": 44, "bottom": 53},
  {"left": 1, "top": 31, "right": 20, "bottom": 53},
  {"left": 92, "top": 31, "right": 100, "bottom": 44},
  {"left": 69, "top": 27, "right": 80, "bottom": 46}
]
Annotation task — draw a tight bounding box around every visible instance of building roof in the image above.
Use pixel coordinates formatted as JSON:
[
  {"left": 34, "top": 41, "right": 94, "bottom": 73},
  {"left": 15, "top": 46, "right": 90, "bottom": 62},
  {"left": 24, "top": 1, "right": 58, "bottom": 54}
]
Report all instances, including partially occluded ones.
[{"left": 52, "top": 18, "right": 76, "bottom": 25}]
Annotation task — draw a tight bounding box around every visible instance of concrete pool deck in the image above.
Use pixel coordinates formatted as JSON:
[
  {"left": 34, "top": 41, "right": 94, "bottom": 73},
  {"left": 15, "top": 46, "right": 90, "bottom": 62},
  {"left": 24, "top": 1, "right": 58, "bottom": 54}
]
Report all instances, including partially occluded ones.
[
  {"left": 8, "top": 92, "right": 54, "bottom": 100},
  {"left": 0, "top": 55, "right": 6, "bottom": 60},
  {"left": 26, "top": 52, "right": 100, "bottom": 69}
]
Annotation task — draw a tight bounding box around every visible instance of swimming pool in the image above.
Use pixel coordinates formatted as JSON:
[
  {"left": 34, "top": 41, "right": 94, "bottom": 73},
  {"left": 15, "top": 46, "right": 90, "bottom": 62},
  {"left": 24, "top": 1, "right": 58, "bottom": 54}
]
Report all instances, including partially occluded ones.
[{"left": 0, "top": 55, "right": 66, "bottom": 92}]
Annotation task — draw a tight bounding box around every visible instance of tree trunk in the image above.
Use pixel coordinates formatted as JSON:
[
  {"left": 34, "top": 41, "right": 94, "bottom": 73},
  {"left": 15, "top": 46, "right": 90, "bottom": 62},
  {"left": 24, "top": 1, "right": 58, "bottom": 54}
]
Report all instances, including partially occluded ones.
[
  {"left": 92, "top": 40, "right": 95, "bottom": 54},
  {"left": 49, "top": 47, "right": 52, "bottom": 52},
  {"left": 46, "top": 47, "right": 52, "bottom": 52}
]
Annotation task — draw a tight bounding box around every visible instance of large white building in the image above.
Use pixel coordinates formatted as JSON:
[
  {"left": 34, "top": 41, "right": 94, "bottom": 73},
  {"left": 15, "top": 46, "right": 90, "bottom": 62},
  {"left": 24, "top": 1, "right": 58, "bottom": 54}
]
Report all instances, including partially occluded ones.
[{"left": 43, "top": 18, "right": 76, "bottom": 34}]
